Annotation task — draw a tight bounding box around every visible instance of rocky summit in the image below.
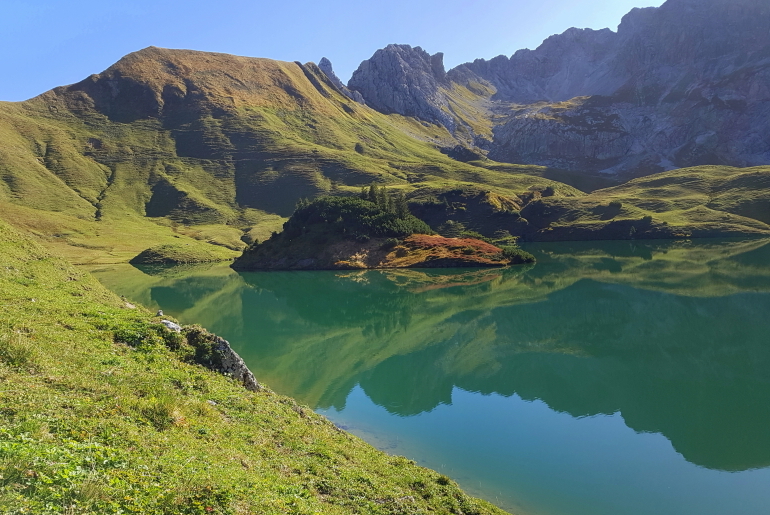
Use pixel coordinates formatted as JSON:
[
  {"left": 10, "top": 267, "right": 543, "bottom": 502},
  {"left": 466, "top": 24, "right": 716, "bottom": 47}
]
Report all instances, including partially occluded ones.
[
  {"left": 348, "top": 44, "right": 454, "bottom": 130},
  {"left": 347, "top": 0, "right": 770, "bottom": 177}
]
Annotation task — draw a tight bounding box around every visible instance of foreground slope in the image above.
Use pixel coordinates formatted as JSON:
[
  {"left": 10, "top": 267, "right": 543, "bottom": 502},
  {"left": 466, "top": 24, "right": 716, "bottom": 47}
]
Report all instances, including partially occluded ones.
[
  {"left": 0, "top": 47, "right": 571, "bottom": 264},
  {"left": 0, "top": 219, "right": 507, "bottom": 514}
]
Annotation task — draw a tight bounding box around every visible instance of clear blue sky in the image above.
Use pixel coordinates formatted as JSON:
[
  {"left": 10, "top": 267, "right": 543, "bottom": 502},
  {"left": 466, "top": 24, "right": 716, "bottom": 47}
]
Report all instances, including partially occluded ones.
[{"left": 0, "top": 0, "right": 665, "bottom": 102}]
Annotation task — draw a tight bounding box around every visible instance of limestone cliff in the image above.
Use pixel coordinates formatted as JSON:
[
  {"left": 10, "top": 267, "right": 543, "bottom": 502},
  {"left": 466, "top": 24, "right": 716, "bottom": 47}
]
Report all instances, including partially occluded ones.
[
  {"left": 348, "top": 44, "right": 456, "bottom": 131},
  {"left": 348, "top": 0, "right": 770, "bottom": 177}
]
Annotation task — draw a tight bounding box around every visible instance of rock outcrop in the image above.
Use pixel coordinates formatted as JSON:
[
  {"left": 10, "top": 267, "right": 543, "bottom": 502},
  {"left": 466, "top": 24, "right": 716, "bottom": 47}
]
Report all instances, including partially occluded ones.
[
  {"left": 318, "top": 57, "right": 365, "bottom": 104},
  {"left": 348, "top": 0, "right": 770, "bottom": 177},
  {"left": 348, "top": 44, "right": 456, "bottom": 130},
  {"left": 183, "top": 326, "right": 263, "bottom": 392}
]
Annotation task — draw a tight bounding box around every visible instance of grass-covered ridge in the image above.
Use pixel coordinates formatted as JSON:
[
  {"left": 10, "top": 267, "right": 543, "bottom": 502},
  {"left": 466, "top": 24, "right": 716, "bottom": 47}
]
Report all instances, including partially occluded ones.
[
  {"left": 0, "top": 218, "right": 507, "bottom": 514},
  {"left": 516, "top": 165, "right": 770, "bottom": 241},
  {"left": 129, "top": 243, "right": 234, "bottom": 265}
]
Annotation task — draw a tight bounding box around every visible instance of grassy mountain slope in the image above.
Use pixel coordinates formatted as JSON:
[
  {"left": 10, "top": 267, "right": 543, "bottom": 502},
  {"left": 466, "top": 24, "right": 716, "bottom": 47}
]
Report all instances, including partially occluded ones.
[
  {"left": 517, "top": 166, "right": 770, "bottom": 240},
  {"left": 0, "top": 218, "right": 507, "bottom": 514},
  {"left": 0, "top": 47, "right": 574, "bottom": 264},
  {"left": 1, "top": 47, "right": 769, "bottom": 262}
]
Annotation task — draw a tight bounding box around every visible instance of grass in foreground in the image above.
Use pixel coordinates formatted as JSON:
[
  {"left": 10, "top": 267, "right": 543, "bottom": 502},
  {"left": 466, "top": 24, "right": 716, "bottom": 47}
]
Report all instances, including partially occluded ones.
[{"left": 0, "top": 219, "right": 507, "bottom": 514}]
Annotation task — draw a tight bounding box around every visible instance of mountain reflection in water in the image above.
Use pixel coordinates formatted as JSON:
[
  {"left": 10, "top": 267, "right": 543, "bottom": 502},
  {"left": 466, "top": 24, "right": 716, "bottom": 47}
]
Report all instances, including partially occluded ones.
[{"left": 88, "top": 238, "right": 770, "bottom": 476}]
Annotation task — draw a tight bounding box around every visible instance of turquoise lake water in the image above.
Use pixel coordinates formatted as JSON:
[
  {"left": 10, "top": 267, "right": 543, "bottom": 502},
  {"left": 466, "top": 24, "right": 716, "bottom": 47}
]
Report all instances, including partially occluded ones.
[{"left": 88, "top": 238, "right": 770, "bottom": 515}]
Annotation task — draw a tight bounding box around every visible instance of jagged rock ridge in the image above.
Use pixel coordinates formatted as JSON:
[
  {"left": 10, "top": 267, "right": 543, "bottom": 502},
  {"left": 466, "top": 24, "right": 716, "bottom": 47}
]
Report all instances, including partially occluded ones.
[
  {"left": 347, "top": 0, "right": 770, "bottom": 177},
  {"left": 348, "top": 44, "right": 456, "bottom": 131},
  {"left": 318, "top": 57, "right": 365, "bottom": 104}
]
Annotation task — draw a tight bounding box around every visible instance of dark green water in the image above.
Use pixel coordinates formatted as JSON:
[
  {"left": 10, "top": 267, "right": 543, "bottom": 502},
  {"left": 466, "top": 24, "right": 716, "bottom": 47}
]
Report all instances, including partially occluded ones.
[{"left": 88, "top": 238, "right": 770, "bottom": 515}]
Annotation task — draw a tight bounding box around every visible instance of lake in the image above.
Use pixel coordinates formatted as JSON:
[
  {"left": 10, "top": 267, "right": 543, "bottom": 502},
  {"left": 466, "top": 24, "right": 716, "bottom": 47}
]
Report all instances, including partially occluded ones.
[{"left": 87, "top": 238, "right": 770, "bottom": 515}]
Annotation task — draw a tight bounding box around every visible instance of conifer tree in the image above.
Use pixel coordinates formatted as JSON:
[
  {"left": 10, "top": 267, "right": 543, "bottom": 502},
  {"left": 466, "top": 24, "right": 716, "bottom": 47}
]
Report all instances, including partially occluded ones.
[
  {"left": 376, "top": 187, "right": 388, "bottom": 211},
  {"left": 394, "top": 192, "right": 410, "bottom": 218}
]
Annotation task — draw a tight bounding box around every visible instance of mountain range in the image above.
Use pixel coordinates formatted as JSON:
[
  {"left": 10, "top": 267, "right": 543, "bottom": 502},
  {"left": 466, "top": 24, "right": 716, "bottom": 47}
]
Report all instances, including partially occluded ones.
[
  {"left": 0, "top": 0, "right": 768, "bottom": 263},
  {"left": 346, "top": 0, "right": 770, "bottom": 176}
]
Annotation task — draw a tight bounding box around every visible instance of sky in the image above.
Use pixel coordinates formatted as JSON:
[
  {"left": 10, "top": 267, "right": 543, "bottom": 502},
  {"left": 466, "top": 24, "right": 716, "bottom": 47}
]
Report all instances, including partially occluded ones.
[{"left": 0, "top": 0, "right": 665, "bottom": 102}]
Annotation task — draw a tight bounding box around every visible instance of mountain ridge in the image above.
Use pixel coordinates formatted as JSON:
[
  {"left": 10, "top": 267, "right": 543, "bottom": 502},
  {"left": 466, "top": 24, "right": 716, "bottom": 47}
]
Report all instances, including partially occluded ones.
[{"left": 347, "top": 0, "right": 770, "bottom": 176}]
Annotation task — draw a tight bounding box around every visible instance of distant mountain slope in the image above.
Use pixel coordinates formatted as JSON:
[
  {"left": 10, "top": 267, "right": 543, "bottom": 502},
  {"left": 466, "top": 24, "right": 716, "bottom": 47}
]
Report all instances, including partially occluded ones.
[
  {"left": 2, "top": 16, "right": 770, "bottom": 263},
  {"left": 348, "top": 0, "right": 770, "bottom": 176},
  {"left": 515, "top": 165, "right": 770, "bottom": 240},
  {"left": 0, "top": 47, "right": 572, "bottom": 263}
]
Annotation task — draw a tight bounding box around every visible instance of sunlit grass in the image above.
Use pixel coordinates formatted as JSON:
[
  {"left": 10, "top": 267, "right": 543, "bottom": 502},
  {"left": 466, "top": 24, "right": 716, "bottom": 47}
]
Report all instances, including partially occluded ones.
[{"left": 0, "top": 217, "right": 508, "bottom": 514}]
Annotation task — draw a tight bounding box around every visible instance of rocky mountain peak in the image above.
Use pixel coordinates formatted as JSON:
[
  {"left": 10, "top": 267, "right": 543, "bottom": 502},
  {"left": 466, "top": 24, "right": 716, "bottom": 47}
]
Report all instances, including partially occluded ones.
[
  {"left": 348, "top": 44, "right": 454, "bottom": 129},
  {"left": 346, "top": 0, "right": 770, "bottom": 177}
]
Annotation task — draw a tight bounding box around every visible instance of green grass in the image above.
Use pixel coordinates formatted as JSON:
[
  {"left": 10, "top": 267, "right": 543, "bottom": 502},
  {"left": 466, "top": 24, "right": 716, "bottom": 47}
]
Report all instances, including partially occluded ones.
[
  {"left": 0, "top": 218, "right": 508, "bottom": 514},
  {"left": 3, "top": 49, "right": 770, "bottom": 263}
]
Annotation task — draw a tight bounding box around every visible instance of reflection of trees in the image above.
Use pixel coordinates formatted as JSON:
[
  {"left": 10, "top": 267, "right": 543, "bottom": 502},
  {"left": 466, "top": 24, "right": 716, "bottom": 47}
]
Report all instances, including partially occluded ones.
[
  {"left": 89, "top": 239, "right": 770, "bottom": 471},
  {"left": 447, "top": 281, "right": 770, "bottom": 472},
  {"left": 240, "top": 271, "right": 418, "bottom": 336}
]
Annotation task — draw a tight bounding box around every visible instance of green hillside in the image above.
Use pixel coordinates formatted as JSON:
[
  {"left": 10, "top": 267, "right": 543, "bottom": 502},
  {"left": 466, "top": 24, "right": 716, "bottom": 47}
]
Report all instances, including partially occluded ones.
[
  {"left": 514, "top": 166, "right": 770, "bottom": 241},
  {"left": 0, "top": 47, "right": 573, "bottom": 264},
  {"left": 0, "top": 218, "right": 507, "bottom": 514},
  {"left": 1, "top": 48, "right": 769, "bottom": 264}
]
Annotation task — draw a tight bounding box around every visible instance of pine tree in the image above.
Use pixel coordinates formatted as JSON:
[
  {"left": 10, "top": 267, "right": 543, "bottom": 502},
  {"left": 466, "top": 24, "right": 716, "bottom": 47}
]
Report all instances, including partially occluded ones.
[
  {"left": 394, "top": 192, "right": 410, "bottom": 218},
  {"left": 376, "top": 187, "right": 388, "bottom": 211}
]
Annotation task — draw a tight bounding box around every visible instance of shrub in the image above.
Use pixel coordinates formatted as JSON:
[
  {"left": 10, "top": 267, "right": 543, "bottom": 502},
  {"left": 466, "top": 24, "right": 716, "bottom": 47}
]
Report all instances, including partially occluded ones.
[
  {"left": 438, "top": 220, "right": 465, "bottom": 238},
  {"left": 492, "top": 230, "right": 519, "bottom": 246},
  {"left": 499, "top": 246, "right": 536, "bottom": 264},
  {"left": 381, "top": 238, "right": 400, "bottom": 250},
  {"left": 459, "top": 230, "right": 494, "bottom": 244},
  {"left": 284, "top": 196, "right": 432, "bottom": 239},
  {"left": 542, "top": 186, "right": 556, "bottom": 197}
]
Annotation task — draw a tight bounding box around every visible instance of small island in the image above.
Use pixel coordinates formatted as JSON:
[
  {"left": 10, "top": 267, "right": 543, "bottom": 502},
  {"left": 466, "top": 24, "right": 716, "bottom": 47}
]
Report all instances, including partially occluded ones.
[{"left": 232, "top": 190, "right": 534, "bottom": 270}]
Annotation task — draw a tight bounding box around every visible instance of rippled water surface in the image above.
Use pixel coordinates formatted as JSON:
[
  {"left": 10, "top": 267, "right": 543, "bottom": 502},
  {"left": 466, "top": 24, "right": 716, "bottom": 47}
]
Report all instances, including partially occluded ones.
[{"left": 88, "top": 238, "right": 770, "bottom": 515}]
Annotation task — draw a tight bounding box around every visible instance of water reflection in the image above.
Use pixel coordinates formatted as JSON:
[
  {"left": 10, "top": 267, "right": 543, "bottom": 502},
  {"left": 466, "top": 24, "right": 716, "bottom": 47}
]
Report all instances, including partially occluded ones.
[{"left": 87, "top": 238, "right": 770, "bottom": 474}]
